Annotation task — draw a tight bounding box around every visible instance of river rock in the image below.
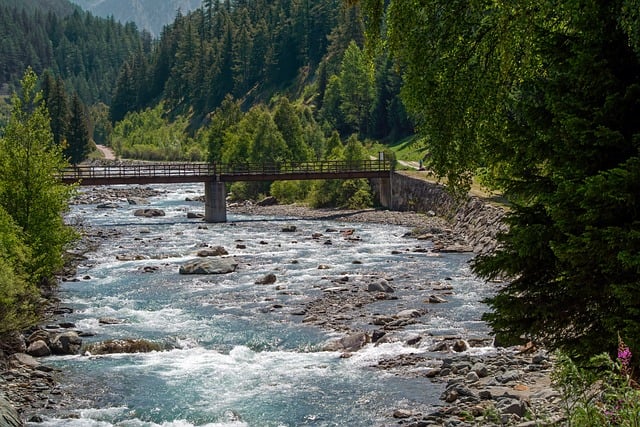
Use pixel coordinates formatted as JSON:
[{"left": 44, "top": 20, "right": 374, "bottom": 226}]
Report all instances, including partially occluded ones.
[
  {"left": 84, "top": 338, "right": 163, "bottom": 355},
  {"left": 496, "top": 370, "right": 523, "bottom": 384},
  {"left": 197, "top": 246, "right": 228, "bottom": 257},
  {"left": 127, "top": 197, "right": 148, "bottom": 205},
  {"left": 367, "top": 279, "right": 394, "bottom": 293},
  {"left": 257, "top": 196, "right": 277, "bottom": 206},
  {"left": 99, "top": 317, "right": 122, "bottom": 325},
  {"left": 396, "top": 309, "right": 422, "bottom": 319},
  {"left": 323, "top": 332, "right": 370, "bottom": 352},
  {"left": 427, "top": 294, "right": 448, "bottom": 303},
  {"left": 187, "top": 212, "right": 204, "bottom": 219},
  {"left": 8, "top": 353, "right": 40, "bottom": 369},
  {"left": 255, "top": 273, "right": 277, "bottom": 285},
  {"left": 116, "top": 254, "right": 147, "bottom": 261},
  {"left": 281, "top": 225, "right": 297, "bottom": 232},
  {"left": 134, "top": 208, "right": 165, "bottom": 217},
  {"left": 179, "top": 258, "right": 238, "bottom": 274},
  {"left": 50, "top": 331, "right": 82, "bottom": 355},
  {"left": 26, "top": 340, "right": 51, "bottom": 357},
  {"left": 0, "top": 394, "right": 23, "bottom": 427},
  {"left": 97, "top": 202, "right": 119, "bottom": 209}
]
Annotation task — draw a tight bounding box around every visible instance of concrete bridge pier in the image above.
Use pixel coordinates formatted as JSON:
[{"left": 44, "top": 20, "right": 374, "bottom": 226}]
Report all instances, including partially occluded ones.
[
  {"left": 376, "top": 174, "right": 393, "bottom": 210},
  {"left": 204, "top": 181, "right": 227, "bottom": 222}
]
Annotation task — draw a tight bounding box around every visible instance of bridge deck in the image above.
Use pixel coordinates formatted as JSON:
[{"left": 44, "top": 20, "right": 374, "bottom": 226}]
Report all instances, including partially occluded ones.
[{"left": 61, "top": 160, "right": 392, "bottom": 186}]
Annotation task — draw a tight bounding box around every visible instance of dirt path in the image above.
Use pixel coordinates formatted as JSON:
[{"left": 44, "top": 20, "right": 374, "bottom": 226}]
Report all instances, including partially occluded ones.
[{"left": 95, "top": 144, "right": 116, "bottom": 160}]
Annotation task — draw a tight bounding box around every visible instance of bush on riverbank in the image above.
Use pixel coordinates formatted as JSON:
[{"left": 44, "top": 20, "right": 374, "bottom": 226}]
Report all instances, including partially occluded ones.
[
  {"left": 0, "top": 209, "right": 39, "bottom": 338},
  {"left": 553, "top": 339, "right": 640, "bottom": 426}
]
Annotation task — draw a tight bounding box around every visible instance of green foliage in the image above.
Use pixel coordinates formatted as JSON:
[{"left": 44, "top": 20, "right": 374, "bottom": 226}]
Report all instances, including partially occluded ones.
[
  {"left": 308, "top": 135, "right": 373, "bottom": 209},
  {"left": 111, "top": 103, "right": 204, "bottom": 161},
  {"left": 203, "top": 95, "right": 242, "bottom": 163},
  {"left": 105, "top": 0, "right": 411, "bottom": 144},
  {"left": 89, "top": 102, "right": 112, "bottom": 146},
  {"left": 0, "top": 68, "right": 76, "bottom": 284},
  {"left": 552, "top": 351, "right": 640, "bottom": 427},
  {"left": 361, "top": 0, "right": 640, "bottom": 367},
  {"left": 66, "top": 93, "right": 92, "bottom": 164},
  {"left": 0, "top": 3, "right": 145, "bottom": 105},
  {"left": 339, "top": 41, "right": 374, "bottom": 134},
  {"left": 0, "top": 206, "right": 38, "bottom": 335},
  {"left": 270, "top": 180, "right": 313, "bottom": 205}
]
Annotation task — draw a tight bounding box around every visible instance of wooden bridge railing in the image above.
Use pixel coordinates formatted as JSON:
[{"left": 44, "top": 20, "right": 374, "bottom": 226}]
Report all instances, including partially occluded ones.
[{"left": 61, "top": 159, "right": 392, "bottom": 185}]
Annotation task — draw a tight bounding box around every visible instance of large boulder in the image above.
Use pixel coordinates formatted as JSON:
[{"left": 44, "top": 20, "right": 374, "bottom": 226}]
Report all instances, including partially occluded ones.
[
  {"left": 26, "top": 340, "right": 51, "bottom": 357},
  {"left": 179, "top": 258, "right": 238, "bottom": 275},
  {"left": 84, "top": 339, "right": 163, "bottom": 355},
  {"left": 49, "top": 331, "right": 82, "bottom": 355}
]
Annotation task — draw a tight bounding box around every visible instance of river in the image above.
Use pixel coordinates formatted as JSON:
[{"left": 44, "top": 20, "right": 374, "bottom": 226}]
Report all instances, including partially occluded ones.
[{"left": 34, "top": 183, "right": 493, "bottom": 427}]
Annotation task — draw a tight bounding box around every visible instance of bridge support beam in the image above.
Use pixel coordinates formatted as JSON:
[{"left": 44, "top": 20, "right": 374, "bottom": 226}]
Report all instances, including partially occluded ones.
[{"left": 204, "top": 181, "right": 227, "bottom": 223}]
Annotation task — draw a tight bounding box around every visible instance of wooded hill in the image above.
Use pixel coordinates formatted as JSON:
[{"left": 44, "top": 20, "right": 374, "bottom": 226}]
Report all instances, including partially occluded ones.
[
  {"left": 1, "top": 0, "right": 412, "bottom": 145},
  {"left": 0, "top": 0, "right": 147, "bottom": 104},
  {"left": 110, "top": 0, "right": 411, "bottom": 142}
]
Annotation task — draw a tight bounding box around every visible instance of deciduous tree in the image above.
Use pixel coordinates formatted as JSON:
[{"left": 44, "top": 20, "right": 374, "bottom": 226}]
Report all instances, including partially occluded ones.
[
  {"left": 0, "top": 68, "right": 76, "bottom": 284},
  {"left": 357, "top": 0, "right": 640, "bottom": 364}
]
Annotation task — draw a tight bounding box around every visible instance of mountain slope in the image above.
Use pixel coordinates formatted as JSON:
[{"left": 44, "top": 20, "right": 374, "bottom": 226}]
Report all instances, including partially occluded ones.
[
  {"left": 0, "top": 0, "right": 78, "bottom": 16},
  {"left": 69, "top": 0, "right": 202, "bottom": 36}
]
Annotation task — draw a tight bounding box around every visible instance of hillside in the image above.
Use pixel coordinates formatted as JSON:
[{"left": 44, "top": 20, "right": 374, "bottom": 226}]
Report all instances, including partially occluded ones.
[
  {"left": 68, "top": 0, "right": 202, "bottom": 36},
  {"left": 0, "top": 0, "right": 78, "bottom": 15},
  {"left": 0, "top": 0, "right": 145, "bottom": 104}
]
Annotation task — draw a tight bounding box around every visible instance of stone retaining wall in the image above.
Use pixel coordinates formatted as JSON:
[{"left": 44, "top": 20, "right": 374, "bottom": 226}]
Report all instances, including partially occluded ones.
[{"left": 372, "top": 172, "right": 507, "bottom": 253}]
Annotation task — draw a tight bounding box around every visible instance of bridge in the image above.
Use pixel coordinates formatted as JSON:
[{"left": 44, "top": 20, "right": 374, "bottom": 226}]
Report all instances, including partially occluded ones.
[{"left": 61, "top": 160, "right": 393, "bottom": 222}]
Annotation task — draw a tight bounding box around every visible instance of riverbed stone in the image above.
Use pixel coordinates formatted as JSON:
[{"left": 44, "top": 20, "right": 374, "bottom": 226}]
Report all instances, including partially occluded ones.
[
  {"left": 396, "top": 309, "right": 422, "bottom": 319},
  {"left": 26, "top": 340, "right": 51, "bottom": 357},
  {"left": 255, "top": 273, "right": 277, "bottom": 285},
  {"left": 323, "top": 332, "right": 370, "bottom": 352},
  {"left": 179, "top": 258, "right": 238, "bottom": 274},
  {"left": 0, "top": 394, "right": 23, "bottom": 427},
  {"left": 50, "top": 331, "right": 82, "bottom": 355},
  {"left": 367, "top": 279, "right": 394, "bottom": 293},
  {"left": 197, "top": 246, "right": 228, "bottom": 257},
  {"left": 134, "top": 208, "right": 165, "bottom": 217},
  {"left": 97, "top": 202, "right": 119, "bottom": 209},
  {"left": 8, "top": 353, "right": 39, "bottom": 369},
  {"left": 496, "top": 370, "right": 523, "bottom": 384},
  {"left": 84, "top": 338, "right": 163, "bottom": 354},
  {"left": 127, "top": 197, "right": 148, "bottom": 205}
]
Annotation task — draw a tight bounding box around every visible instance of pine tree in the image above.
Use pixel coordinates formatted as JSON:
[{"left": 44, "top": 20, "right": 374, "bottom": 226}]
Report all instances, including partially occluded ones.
[{"left": 66, "top": 93, "right": 91, "bottom": 165}]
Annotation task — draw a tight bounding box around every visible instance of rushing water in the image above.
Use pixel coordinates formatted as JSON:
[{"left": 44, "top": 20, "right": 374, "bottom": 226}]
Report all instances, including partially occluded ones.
[{"left": 34, "top": 184, "right": 494, "bottom": 427}]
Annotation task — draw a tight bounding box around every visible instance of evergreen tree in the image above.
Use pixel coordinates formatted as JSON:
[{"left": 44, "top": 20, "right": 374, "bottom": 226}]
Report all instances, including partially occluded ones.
[
  {"left": 43, "top": 76, "right": 69, "bottom": 148},
  {"left": 273, "top": 97, "right": 311, "bottom": 162},
  {"left": 66, "top": 93, "right": 91, "bottom": 164}
]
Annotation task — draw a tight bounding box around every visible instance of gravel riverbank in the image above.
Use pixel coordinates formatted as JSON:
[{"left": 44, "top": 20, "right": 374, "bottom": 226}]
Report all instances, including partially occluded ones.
[{"left": 1, "top": 188, "right": 565, "bottom": 426}]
